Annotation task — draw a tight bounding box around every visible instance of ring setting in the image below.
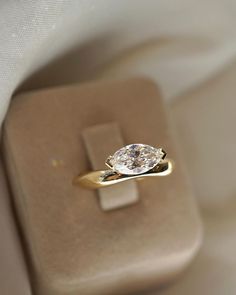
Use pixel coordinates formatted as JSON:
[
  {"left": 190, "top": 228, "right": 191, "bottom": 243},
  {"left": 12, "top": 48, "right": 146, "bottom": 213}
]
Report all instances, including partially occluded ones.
[
  {"left": 105, "top": 144, "right": 166, "bottom": 175},
  {"left": 74, "top": 143, "right": 173, "bottom": 189}
]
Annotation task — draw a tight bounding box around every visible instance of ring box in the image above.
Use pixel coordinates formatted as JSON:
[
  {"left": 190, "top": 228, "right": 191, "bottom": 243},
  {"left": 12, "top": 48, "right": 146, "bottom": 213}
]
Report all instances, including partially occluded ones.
[{"left": 3, "top": 78, "right": 202, "bottom": 295}]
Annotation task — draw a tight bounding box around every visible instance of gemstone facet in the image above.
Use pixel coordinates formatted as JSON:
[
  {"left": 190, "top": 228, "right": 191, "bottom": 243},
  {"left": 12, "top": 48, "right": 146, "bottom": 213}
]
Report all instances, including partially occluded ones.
[{"left": 108, "top": 144, "right": 165, "bottom": 175}]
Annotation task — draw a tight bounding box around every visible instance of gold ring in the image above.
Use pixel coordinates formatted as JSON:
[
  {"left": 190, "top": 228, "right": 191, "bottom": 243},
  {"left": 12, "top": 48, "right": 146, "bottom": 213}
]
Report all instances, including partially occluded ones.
[{"left": 73, "top": 144, "right": 174, "bottom": 189}]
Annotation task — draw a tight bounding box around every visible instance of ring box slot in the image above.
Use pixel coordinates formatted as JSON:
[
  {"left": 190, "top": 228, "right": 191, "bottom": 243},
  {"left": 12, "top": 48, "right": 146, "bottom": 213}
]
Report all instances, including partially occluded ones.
[{"left": 82, "top": 122, "right": 139, "bottom": 211}]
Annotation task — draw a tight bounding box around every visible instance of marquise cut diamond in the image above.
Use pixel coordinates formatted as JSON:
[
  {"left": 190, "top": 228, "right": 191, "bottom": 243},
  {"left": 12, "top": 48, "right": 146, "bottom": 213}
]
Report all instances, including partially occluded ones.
[{"left": 108, "top": 144, "right": 165, "bottom": 175}]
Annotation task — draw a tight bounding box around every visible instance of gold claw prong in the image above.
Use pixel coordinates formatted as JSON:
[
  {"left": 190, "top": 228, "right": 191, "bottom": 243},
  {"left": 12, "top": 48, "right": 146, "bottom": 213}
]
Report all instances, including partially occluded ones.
[
  {"left": 160, "top": 148, "right": 167, "bottom": 159},
  {"left": 105, "top": 156, "right": 113, "bottom": 169}
]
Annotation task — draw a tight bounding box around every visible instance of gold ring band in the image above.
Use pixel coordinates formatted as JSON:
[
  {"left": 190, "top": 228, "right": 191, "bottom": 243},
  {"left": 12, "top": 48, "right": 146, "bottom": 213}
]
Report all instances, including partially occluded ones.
[{"left": 73, "top": 158, "right": 173, "bottom": 189}]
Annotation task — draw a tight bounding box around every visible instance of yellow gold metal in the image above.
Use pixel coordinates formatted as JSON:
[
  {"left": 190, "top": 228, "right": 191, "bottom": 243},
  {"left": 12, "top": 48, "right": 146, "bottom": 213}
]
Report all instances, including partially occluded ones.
[{"left": 73, "top": 159, "right": 174, "bottom": 189}]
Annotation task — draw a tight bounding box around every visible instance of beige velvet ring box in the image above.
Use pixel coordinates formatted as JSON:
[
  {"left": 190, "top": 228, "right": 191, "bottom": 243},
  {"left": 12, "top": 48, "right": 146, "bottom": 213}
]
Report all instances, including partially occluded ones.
[{"left": 3, "top": 78, "right": 202, "bottom": 295}]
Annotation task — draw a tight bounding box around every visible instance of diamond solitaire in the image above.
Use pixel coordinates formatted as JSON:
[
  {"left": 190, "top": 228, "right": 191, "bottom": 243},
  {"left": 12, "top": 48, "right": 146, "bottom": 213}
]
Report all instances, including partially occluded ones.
[{"left": 106, "top": 144, "right": 166, "bottom": 175}]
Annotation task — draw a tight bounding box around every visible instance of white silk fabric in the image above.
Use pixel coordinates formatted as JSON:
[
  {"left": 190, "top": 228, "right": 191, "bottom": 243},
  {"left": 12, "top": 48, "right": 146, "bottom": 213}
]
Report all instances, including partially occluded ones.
[{"left": 1, "top": 0, "right": 236, "bottom": 126}]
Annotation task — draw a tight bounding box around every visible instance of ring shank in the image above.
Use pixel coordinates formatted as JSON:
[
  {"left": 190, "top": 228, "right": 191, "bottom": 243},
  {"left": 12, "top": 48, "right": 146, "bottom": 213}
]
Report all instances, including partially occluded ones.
[{"left": 73, "top": 159, "right": 174, "bottom": 189}]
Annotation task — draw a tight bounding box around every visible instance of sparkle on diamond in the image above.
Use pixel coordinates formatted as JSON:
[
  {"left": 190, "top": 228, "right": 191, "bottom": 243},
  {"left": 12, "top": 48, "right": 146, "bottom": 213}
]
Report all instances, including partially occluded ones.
[{"left": 110, "top": 144, "right": 164, "bottom": 175}]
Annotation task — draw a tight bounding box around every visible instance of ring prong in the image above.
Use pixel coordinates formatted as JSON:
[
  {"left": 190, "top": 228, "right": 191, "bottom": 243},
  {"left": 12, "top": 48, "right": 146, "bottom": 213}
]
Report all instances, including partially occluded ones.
[
  {"left": 105, "top": 156, "right": 113, "bottom": 169},
  {"left": 160, "top": 148, "right": 167, "bottom": 159}
]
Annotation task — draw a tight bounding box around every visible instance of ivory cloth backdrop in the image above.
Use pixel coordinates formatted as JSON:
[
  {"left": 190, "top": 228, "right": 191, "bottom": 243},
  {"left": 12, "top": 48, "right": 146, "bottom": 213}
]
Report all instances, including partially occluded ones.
[{"left": 1, "top": 1, "right": 236, "bottom": 294}]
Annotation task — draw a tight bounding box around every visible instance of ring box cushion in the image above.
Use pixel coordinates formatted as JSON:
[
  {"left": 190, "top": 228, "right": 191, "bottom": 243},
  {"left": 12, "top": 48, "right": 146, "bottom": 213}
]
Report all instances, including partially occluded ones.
[{"left": 3, "top": 78, "right": 202, "bottom": 295}]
